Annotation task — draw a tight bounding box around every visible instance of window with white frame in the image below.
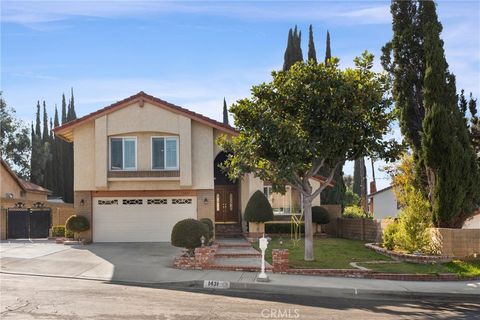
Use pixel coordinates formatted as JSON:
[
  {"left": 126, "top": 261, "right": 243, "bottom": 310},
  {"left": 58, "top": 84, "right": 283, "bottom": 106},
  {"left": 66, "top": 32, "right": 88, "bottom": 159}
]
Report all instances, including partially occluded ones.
[
  {"left": 110, "top": 137, "right": 137, "bottom": 171},
  {"left": 151, "top": 137, "right": 179, "bottom": 170}
]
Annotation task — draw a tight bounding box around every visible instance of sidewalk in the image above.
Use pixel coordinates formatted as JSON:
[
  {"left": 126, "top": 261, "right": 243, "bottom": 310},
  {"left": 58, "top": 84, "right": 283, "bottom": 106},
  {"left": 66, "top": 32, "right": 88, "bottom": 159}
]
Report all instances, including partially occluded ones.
[{"left": 1, "top": 240, "right": 479, "bottom": 301}]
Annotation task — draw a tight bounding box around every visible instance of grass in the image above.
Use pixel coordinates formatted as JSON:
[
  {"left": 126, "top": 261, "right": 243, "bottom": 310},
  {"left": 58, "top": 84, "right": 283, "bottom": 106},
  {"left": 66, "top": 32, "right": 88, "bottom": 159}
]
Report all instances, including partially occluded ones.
[
  {"left": 253, "top": 237, "right": 480, "bottom": 277},
  {"left": 253, "top": 237, "right": 390, "bottom": 269}
]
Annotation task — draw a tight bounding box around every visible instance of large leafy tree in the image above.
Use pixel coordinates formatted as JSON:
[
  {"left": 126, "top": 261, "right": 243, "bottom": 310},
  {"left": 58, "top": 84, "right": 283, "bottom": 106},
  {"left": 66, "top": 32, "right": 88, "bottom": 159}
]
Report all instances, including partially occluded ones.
[
  {"left": 420, "top": 0, "right": 479, "bottom": 228},
  {"left": 319, "top": 30, "right": 347, "bottom": 206},
  {"left": 219, "top": 53, "right": 400, "bottom": 261},
  {"left": 0, "top": 93, "right": 31, "bottom": 179}
]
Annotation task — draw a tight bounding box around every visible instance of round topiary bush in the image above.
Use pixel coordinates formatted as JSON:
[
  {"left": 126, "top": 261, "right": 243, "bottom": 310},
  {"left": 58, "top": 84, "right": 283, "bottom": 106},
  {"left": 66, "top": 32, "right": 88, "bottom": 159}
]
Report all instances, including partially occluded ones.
[
  {"left": 244, "top": 190, "right": 274, "bottom": 223},
  {"left": 65, "top": 215, "right": 90, "bottom": 239},
  {"left": 312, "top": 206, "right": 330, "bottom": 225},
  {"left": 199, "top": 218, "right": 214, "bottom": 242},
  {"left": 171, "top": 219, "right": 209, "bottom": 254}
]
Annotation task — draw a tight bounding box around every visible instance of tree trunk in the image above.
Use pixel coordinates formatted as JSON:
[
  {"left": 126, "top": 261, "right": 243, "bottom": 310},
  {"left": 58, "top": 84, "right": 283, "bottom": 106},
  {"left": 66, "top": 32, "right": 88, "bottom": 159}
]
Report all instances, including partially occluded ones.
[{"left": 303, "top": 195, "right": 314, "bottom": 261}]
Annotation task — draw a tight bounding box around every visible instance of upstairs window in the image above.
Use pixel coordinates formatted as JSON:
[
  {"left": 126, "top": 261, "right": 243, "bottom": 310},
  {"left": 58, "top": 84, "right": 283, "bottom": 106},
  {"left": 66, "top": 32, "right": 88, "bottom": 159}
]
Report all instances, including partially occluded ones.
[
  {"left": 110, "top": 137, "right": 137, "bottom": 171},
  {"left": 152, "top": 137, "right": 179, "bottom": 170}
]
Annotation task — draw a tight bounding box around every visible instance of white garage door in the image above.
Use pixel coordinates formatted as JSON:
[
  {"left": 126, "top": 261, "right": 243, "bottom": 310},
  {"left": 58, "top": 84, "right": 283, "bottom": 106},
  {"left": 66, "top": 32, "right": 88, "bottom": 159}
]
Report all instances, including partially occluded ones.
[{"left": 92, "top": 197, "right": 197, "bottom": 242}]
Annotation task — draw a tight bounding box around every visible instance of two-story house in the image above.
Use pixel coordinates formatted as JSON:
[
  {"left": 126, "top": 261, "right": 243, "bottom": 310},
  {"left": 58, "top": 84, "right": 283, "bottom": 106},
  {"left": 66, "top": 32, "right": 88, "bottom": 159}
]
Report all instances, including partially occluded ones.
[{"left": 53, "top": 92, "right": 323, "bottom": 242}]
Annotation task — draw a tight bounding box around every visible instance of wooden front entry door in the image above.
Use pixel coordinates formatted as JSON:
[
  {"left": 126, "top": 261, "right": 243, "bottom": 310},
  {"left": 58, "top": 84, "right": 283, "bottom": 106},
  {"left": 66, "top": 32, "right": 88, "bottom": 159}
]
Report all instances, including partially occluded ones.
[{"left": 215, "top": 185, "right": 239, "bottom": 223}]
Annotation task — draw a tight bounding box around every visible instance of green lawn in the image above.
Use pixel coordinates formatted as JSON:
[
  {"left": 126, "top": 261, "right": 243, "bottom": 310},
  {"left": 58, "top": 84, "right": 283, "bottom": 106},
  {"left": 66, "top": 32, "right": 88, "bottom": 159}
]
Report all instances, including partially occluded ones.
[{"left": 253, "top": 237, "right": 480, "bottom": 277}]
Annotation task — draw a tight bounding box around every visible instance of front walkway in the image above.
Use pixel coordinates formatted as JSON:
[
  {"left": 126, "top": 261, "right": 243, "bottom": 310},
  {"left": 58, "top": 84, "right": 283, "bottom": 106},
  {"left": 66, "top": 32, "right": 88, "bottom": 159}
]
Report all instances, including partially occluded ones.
[{"left": 211, "top": 238, "right": 272, "bottom": 271}]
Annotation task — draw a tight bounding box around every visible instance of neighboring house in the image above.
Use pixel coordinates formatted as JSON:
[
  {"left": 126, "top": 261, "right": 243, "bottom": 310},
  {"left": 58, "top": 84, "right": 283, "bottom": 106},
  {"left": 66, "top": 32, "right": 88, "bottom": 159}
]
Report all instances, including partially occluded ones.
[
  {"left": 368, "top": 186, "right": 400, "bottom": 220},
  {"left": 53, "top": 92, "right": 325, "bottom": 242},
  {"left": 0, "top": 159, "right": 52, "bottom": 201}
]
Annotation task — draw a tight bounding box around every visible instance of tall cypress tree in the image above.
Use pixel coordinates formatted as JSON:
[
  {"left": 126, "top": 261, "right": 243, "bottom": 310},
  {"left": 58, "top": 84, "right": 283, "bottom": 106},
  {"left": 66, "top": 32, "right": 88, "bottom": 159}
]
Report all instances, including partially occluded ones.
[
  {"left": 307, "top": 24, "right": 317, "bottom": 63},
  {"left": 353, "top": 158, "right": 367, "bottom": 204},
  {"left": 30, "top": 122, "right": 36, "bottom": 182},
  {"left": 62, "top": 89, "right": 77, "bottom": 203},
  {"left": 223, "top": 98, "right": 229, "bottom": 125},
  {"left": 420, "top": 0, "right": 479, "bottom": 228},
  {"left": 61, "top": 94, "right": 67, "bottom": 124},
  {"left": 42, "top": 101, "right": 48, "bottom": 142},
  {"left": 283, "top": 28, "right": 294, "bottom": 71},
  {"left": 35, "top": 101, "right": 41, "bottom": 137},
  {"left": 283, "top": 26, "right": 303, "bottom": 71},
  {"left": 53, "top": 105, "right": 64, "bottom": 197},
  {"left": 382, "top": 0, "right": 426, "bottom": 190},
  {"left": 325, "top": 30, "right": 331, "bottom": 65},
  {"left": 469, "top": 94, "right": 480, "bottom": 159}
]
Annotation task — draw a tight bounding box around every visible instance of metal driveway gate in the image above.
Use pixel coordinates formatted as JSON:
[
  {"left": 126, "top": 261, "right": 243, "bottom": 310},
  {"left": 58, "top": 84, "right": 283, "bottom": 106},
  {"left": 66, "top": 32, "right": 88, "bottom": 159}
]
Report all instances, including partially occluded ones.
[{"left": 7, "top": 208, "right": 52, "bottom": 239}]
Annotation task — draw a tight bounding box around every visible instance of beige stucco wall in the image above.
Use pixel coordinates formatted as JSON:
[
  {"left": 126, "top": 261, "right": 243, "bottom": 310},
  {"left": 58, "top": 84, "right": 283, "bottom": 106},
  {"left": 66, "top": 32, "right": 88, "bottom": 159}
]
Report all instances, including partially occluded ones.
[
  {"left": 73, "top": 101, "right": 216, "bottom": 191},
  {"left": 0, "top": 165, "right": 23, "bottom": 199},
  {"left": 192, "top": 122, "right": 214, "bottom": 190},
  {"left": 74, "top": 121, "right": 96, "bottom": 191},
  {"left": 25, "top": 192, "right": 48, "bottom": 201}
]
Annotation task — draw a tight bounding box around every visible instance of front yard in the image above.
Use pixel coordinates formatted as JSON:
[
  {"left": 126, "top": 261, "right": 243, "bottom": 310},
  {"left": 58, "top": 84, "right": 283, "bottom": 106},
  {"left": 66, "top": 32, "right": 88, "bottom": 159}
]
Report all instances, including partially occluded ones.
[{"left": 253, "top": 237, "right": 480, "bottom": 277}]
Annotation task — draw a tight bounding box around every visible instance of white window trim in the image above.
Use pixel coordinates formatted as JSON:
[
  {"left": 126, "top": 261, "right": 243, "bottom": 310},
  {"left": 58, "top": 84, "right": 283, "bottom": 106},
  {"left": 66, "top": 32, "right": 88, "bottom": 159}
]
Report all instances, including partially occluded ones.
[
  {"left": 150, "top": 136, "right": 179, "bottom": 171},
  {"left": 109, "top": 136, "right": 137, "bottom": 171}
]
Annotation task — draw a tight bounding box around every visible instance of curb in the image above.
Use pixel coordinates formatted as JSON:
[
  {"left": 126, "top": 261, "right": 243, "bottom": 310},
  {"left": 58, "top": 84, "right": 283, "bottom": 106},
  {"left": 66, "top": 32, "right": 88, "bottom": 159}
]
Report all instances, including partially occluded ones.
[
  {"left": 158, "top": 280, "right": 480, "bottom": 302},
  {"left": 2, "top": 270, "right": 478, "bottom": 302}
]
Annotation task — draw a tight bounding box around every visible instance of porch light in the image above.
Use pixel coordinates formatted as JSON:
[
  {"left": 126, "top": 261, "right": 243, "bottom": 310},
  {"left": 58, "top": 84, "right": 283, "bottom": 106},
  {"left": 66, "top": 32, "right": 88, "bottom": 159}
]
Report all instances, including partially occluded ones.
[
  {"left": 80, "top": 199, "right": 85, "bottom": 206},
  {"left": 200, "top": 235, "right": 205, "bottom": 247},
  {"left": 203, "top": 198, "right": 208, "bottom": 205}
]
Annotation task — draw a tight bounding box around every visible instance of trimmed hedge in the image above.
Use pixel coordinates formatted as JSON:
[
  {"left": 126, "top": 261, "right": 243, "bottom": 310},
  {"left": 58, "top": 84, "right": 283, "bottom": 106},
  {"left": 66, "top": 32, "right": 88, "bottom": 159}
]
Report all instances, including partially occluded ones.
[
  {"left": 171, "top": 219, "right": 209, "bottom": 253},
  {"left": 52, "top": 225, "right": 75, "bottom": 238},
  {"left": 65, "top": 215, "right": 90, "bottom": 236},
  {"left": 199, "top": 218, "right": 214, "bottom": 241},
  {"left": 312, "top": 206, "right": 330, "bottom": 225},
  {"left": 51, "top": 225, "right": 65, "bottom": 237},
  {"left": 265, "top": 223, "right": 305, "bottom": 234},
  {"left": 244, "top": 190, "right": 274, "bottom": 222}
]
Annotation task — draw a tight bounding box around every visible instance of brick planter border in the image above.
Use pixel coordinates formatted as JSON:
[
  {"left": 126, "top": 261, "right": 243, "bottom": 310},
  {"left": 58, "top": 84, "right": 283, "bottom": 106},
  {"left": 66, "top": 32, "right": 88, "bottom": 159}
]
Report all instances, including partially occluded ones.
[
  {"left": 271, "top": 249, "right": 478, "bottom": 281},
  {"left": 173, "top": 245, "right": 218, "bottom": 270},
  {"left": 365, "top": 243, "right": 452, "bottom": 264}
]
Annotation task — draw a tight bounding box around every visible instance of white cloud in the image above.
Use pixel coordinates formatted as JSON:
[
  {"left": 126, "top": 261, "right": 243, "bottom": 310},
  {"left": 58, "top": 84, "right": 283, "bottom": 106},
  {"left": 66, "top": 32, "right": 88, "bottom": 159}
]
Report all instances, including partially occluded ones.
[{"left": 2, "top": 1, "right": 393, "bottom": 27}]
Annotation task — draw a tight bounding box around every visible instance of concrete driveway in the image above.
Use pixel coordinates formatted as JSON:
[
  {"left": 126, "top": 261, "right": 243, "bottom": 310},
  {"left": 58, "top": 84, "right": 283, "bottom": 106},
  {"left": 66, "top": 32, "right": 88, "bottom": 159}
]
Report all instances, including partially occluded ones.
[{"left": 0, "top": 240, "right": 214, "bottom": 283}]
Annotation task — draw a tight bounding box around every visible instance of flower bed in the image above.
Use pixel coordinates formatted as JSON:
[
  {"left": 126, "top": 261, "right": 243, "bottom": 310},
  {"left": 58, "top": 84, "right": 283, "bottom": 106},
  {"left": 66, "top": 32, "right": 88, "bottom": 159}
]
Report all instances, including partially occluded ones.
[{"left": 365, "top": 243, "right": 452, "bottom": 264}]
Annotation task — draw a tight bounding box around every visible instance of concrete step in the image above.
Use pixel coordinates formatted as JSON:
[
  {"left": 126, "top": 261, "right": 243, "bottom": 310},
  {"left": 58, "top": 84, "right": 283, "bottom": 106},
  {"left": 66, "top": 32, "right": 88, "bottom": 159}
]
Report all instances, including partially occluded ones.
[
  {"left": 212, "top": 257, "right": 273, "bottom": 272},
  {"left": 215, "top": 246, "right": 261, "bottom": 258}
]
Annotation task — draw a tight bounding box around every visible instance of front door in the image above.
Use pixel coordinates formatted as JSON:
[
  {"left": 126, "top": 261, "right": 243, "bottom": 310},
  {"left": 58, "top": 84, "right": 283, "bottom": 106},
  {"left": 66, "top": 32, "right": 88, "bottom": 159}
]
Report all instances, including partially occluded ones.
[{"left": 215, "top": 185, "right": 239, "bottom": 223}]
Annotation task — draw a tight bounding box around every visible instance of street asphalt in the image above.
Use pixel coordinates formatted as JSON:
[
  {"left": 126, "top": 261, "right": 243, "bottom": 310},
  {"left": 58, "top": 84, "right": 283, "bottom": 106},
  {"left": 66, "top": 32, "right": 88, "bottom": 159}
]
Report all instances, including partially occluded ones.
[{"left": 2, "top": 273, "right": 479, "bottom": 320}]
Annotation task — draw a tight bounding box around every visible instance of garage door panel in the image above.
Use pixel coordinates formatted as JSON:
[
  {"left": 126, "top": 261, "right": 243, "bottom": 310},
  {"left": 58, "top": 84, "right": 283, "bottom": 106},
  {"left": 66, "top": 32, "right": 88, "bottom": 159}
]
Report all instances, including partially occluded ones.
[{"left": 93, "top": 197, "right": 196, "bottom": 242}]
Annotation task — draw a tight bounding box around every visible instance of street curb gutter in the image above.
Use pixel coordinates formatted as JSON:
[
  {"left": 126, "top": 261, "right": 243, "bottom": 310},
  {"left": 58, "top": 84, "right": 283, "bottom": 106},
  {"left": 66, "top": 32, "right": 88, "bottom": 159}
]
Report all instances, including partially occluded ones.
[
  {"left": 2, "top": 271, "right": 479, "bottom": 302},
  {"left": 165, "top": 280, "right": 480, "bottom": 302}
]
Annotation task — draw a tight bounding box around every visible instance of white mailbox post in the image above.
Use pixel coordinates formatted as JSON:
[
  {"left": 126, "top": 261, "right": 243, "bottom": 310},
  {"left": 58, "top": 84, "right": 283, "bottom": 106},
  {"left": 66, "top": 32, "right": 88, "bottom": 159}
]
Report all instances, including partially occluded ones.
[{"left": 257, "top": 235, "right": 270, "bottom": 282}]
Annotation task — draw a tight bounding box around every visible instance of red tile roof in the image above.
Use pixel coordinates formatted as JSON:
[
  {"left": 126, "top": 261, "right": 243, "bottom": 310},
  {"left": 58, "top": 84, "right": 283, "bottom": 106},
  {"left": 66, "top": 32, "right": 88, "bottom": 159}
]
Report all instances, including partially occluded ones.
[
  {"left": 1, "top": 158, "right": 52, "bottom": 195},
  {"left": 53, "top": 91, "right": 238, "bottom": 141}
]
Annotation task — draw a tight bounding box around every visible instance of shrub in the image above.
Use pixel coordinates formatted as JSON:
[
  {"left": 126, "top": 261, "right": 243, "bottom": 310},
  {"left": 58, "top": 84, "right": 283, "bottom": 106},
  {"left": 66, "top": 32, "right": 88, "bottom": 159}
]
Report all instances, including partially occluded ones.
[
  {"left": 65, "top": 229, "right": 74, "bottom": 239},
  {"left": 312, "top": 206, "right": 330, "bottom": 225},
  {"left": 199, "top": 218, "right": 214, "bottom": 242},
  {"left": 244, "top": 190, "right": 274, "bottom": 222},
  {"left": 51, "top": 225, "right": 65, "bottom": 237},
  {"left": 65, "top": 215, "right": 90, "bottom": 239},
  {"left": 171, "top": 219, "right": 209, "bottom": 255},
  {"left": 382, "top": 190, "right": 436, "bottom": 254},
  {"left": 342, "top": 188, "right": 360, "bottom": 207},
  {"left": 265, "top": 223, "right": 305, "bottom": 234},
  {"left": 343, "top": 206, "right": 368, "bottom": 219},
  {"left": 382, "top": 219, "right": 399, "bottom": 250}
]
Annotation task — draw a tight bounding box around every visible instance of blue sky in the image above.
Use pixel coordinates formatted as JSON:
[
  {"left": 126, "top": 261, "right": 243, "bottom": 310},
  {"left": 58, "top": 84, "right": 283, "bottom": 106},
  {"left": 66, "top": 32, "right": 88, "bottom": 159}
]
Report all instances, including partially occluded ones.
[{"left": 1, "top": 0, "right": 479, "bottom": 190}]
